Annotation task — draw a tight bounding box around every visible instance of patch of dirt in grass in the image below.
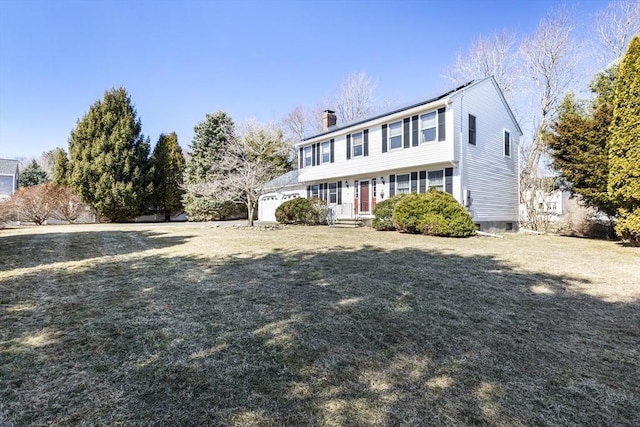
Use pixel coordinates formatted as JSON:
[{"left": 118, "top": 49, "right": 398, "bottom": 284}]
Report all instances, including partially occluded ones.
[{"left": 1, "top": 224, "right": 638, "bottom": 426}]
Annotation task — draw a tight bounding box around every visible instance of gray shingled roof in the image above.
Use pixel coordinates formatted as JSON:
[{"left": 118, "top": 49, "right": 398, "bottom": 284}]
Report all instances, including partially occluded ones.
[
  {"left": 263, "top": 170, "right": 302, "bottom": 191},
  {"left": 0, "top": 159, "right": 19, "bottom": 175}
]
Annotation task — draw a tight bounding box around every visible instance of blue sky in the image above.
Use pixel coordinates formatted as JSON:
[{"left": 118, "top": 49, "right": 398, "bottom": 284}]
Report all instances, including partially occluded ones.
[{"left": 0, "top": 0, "right": 607, "bottom": 160}]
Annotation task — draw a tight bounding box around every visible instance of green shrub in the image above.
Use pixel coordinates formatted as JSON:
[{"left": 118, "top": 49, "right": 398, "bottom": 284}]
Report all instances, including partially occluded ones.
[
  {"left": 392, "top": 190, "right": 476, "bottom": 237},
  {"left": 615, "top": 208, "right": 640, "bottom": 246},
  {"left": 372, "top": 194, "right": 405, "bottom": 230},
  {"left": 183, "top": 193, "right": 245, "bottom": 221},
  {"left": 275, "top": 197, "right": 327, "bottom": 225}
]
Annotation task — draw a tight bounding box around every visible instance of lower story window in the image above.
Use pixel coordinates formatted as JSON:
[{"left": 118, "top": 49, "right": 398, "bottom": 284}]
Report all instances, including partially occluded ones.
[
  {"left": 396, "top": 174, "right": 410, "bottom": 194},
  {"left": 428, "top": 170, "right": 444, "bottom": 191},
  {"left": 311, "top": 184, "right": 319, "bottom": 198},
  {"left": 328, "top": 183, "right": 337, "bottom": 204}
]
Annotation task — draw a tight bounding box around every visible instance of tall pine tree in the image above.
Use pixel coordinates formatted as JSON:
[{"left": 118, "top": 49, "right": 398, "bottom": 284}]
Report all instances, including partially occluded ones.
[
  {"left": 52, "top": 148, "right": 69, "bottom": 185},
  {"left": 19, "top": 160, "right": 48, "bottom": 187},
  {"left": 183, "top": 111, "right": 238, "bottom": 220},
  {"left": 547, "top": 66, "right": 618, "bottom": 218},
  {"left": 68, "top": 87, "right": 151, "bottom": 222},
  {"left": 608, "top": 35, "right": 640, "bottom": 245},
  {"left": 150, "top": 132, "right": 186, "bottom": 221}
]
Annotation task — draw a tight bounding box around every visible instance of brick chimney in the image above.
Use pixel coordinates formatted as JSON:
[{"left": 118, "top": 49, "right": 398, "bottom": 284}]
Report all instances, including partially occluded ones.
[{"left": 322, "top": 110, "right": 337, "bottom": 132}]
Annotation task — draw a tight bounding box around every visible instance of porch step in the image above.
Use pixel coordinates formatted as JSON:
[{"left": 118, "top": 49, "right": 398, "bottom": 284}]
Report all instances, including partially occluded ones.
[{"left": 331, "top": 218, "right": 363, "bottom": 228}]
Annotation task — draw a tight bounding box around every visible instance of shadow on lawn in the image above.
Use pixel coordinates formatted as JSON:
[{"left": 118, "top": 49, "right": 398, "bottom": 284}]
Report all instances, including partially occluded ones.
[
  {"left": 1, "top": 234, "right": 638, "bottom": 426},
  {"left": 0, "top": 229, "right": 193, "bottom": 271}
]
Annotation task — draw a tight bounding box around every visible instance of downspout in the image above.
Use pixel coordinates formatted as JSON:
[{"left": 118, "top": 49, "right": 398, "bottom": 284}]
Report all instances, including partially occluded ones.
[{"left": 459, "top": 89, "right": 467, "bottom": 208}]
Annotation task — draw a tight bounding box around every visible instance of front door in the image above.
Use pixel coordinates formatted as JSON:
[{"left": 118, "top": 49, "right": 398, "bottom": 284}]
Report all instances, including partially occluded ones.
[{"left": 360, "top": 181, "right": 370, "bottom": 214}]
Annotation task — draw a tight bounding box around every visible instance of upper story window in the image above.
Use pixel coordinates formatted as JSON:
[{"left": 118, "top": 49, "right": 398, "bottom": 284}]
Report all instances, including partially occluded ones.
[
  {"left": 389, "top": 121, "right": 403, "bottom": 150},
  {"left": 321, "top": 141, "right": 331, "bottom": 163},
  {"left": 352, "top": 132, "right": 363, "bottom": 157},
  {"left": 420, "top": 108, "right": 446, "bottom": 143},
  {"left": 420, "top": 112, "right": 437, "bottom": 143},
  {"left": 469, "top": 114, "right": 476, "bottom": 145},
  {"left": 303, "top": 146, "right": 312, "bottom": 166},
  {"left": 504, "top": 130, "right": 511, "bottom": 157}
]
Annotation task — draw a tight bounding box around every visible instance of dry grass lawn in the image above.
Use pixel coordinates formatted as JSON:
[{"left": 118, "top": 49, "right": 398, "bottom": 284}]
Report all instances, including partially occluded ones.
[{"left": 1, "top": 223, "right": 638, "bottom": 426}]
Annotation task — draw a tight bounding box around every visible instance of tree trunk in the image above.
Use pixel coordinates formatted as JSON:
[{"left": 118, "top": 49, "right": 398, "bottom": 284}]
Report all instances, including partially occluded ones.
[{"left": 247, "top": 202, "right": 254, "bottom": 227}]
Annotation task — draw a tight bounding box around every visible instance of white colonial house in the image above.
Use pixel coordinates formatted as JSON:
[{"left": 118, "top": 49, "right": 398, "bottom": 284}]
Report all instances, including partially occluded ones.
[{"left": 259, "top": 77, "right": 522, "bottom": 231}]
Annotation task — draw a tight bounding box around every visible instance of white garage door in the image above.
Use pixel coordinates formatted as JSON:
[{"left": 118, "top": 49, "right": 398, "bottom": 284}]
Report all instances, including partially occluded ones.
[{"left": 259, "top": 194, "right": 282, "bottom": 222}]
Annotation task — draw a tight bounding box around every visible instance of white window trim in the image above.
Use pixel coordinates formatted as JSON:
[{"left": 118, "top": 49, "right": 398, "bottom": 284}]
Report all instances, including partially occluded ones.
[
  {"left": 320, "top": 141, "right": 331, "bottom": 164},
  {"left": 388, "top": 120, "right": 403, "bottom": 150},
  {"left": 303, "top": 146, "right": 312, "bottom": 166},
  {"left": 351, "top": 132, "right": 364, "bottom": 157},
  {"left": 396, "top": 173, "right": 410, "bottom": 194},
  {"left": 420, "top": 111, "right": 437, "bottom": 144},
  {"left": 427, "top": 170, "right": 444, "bottom": 191}
]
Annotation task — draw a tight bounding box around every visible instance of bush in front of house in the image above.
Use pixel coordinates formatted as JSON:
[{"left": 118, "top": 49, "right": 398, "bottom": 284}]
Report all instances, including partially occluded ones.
[
  {"left": 275, "top": 197, "right": 327, "bottom": 225},
  {"left": 372, "top": 194, "right": 406, "bottom": 230},
  {"left": 392, "top": 189, "right": 476, "bottom": 237}
]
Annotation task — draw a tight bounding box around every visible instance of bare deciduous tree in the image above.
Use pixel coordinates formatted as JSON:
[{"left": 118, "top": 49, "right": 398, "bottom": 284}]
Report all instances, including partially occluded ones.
[
  {"left": 519, "top": 7, "right": 578, "bottom": 229},
  {"left": 8, "top": 184, "right": 57, "bottom": 225},
  {"left": 443, "top": 29, "right": 521, "bottom": 103},
  {"left": 333, "top": 72, "right": 379, "bottom": 124},
  {"left": 188, "top": 121, "right": 293, "bottom": 226},
  {"left": 51, "top": 185, "right": 83, "bottom": 223},
  {"left": 592, "top": 0, "right": 640, "bottom": 66}
]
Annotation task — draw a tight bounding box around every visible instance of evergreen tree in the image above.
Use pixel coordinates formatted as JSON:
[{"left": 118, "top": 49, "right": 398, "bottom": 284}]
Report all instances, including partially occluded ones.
[
  {"left": 19, "top": 160, "right": 48, "bottom": 187},
  {"left": 547, "top": 66, "right": 618, "bottom": 218},
  {"left": 150, "top": 132, "right": 186, "bottom": 221},
  {"left": 183, "top": 111, "right": 238, "bottom": 220},
  {"left": 67, "top": 87, "right": 151, "bottom": 222},
  {"left": 608, "top": 35, "right": 640, "bottom": 244},
  {"left": 52, "top": 148, "right": 69, "bottom": 185}
]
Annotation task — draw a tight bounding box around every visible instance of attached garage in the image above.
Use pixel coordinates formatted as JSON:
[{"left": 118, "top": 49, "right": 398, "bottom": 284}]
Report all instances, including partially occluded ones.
[{"left": 258, "top": 171, "right": 306, "bottom": 223}]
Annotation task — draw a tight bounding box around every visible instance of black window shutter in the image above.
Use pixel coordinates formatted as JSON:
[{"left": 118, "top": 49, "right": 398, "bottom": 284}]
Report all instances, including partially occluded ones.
[
  {"left": 412, "top": 115, "right": 419, "bottom": 146},
  {"left": 312, "top": 144, "right": 316, "bottom": 166},
  {"left": 389, "top": 174, "right": 396, "bottom": 197},
  {"left": 307, "top": 185, "right": 311, "bottom": 198},
  {"left": 419, "top": 171, "right": 426, "bottom": 193},
  {"left": 438, "top": 108, "right": 446, "bottom": 141},
  {"left": 403, "top": 118, "right": 410, "bottom": 148},
  {"left": 337, "top": 181, "right": 342, "bottom": 204},
  {"left": 363, "top": 129, "right": 369, "bottom": 156},
  {"left": 445, "top": 168, "right": 453, "bottom": 194},
  {"left": 346, "top": 134, "right": 351, "bottom": 160},
  {"left": 411, "top": 172, "right": 418, "bottom": 193},
  {"left": 299, "top": 147, "right": 304, "bottom": 169},
  {"left": 382, "top": 124, "right": 388, "bottom": 153},
  {"left": 316, "top": 143, "right": 321, "bottom": 165},
  {"left": 330, "top": 139, "right": 335, "bottom": 163}
]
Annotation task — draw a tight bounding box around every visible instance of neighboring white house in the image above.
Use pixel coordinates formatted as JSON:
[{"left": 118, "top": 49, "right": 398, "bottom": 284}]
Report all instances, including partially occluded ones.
[
  {"left": 0, "top": 159, "right": 19, "bottom": 202},
  {"left": 259, "top": 77, "right": 522, "bottom": 231}
]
